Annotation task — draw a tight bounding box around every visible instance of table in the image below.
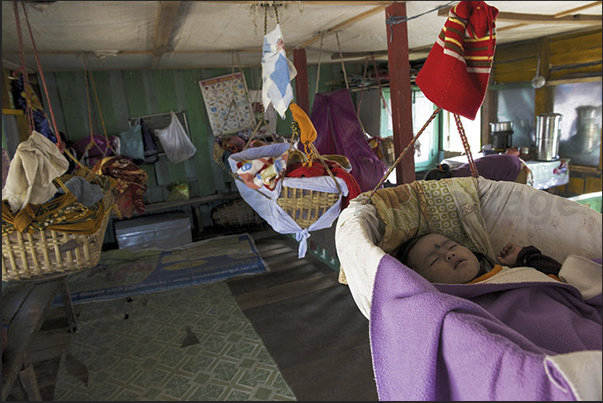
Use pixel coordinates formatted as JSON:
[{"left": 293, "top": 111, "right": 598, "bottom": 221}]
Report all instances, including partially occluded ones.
[{"left": 2, "top": 278, "right": 77, "bottom": 401}]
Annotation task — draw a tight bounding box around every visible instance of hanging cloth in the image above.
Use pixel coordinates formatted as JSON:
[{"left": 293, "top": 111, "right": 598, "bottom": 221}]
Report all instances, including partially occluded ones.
[
  {"left": 311, "top": 89, "right": 388, "bottom": 192},
  {"left": 261, "top": 23, "right": 297, "bottom": 119},
  {"left": 155, "top": 111, "right": 197, "bottom": 164},
  {"left": 3, "top": 131, "right": 70, "bottom": 213},
  {"left": 415, "top": 1, "right": 499, "bottom": 121}
]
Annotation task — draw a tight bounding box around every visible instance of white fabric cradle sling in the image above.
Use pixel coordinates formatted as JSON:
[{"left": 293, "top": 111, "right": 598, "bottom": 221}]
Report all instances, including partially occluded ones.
[
  {"left": 335, "top": 176, "right": 602, "bottom": 401},
  {"left": 228, "top": 143, "right": 348, "bottom": 258}
]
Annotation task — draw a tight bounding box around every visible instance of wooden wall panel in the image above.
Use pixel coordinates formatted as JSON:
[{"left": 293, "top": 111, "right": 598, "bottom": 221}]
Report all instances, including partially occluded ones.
[
  {"left": 152, "top": 69, "right": 186, "bottom": 185},
  {"left": 89, "top": 71, "right": 130, "bottom": 137},
  {"left": 180, "top": 68, "right": 218, "bottom": 197},
  {"left": 494, "top": 29, "right": 602, "bottom": 85},
  {"left": 55, "top": 72, "right": 95, "bottom": 142},
  {"left": 550, "top": 31, "right": 602, "bottom": 56},
  {"left": 39, "top": 73, "right": 67, "bottom": 136},
  {"left": 550, "top": 48, "right": 602, "bottom": 67},
  {"left": 122, "top": 70, "right": 150, "bottom": 118}
]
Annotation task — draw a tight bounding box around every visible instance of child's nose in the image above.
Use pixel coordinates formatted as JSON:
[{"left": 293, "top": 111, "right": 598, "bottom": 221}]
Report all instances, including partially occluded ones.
[{"left": 445, "top": 251, "right": 456, "bottom": 261}]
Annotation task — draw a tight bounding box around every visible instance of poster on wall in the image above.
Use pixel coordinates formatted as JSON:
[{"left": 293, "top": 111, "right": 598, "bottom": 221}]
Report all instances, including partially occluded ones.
[{"left": 199, "top": 72, "right": 255, "bottom": 136}]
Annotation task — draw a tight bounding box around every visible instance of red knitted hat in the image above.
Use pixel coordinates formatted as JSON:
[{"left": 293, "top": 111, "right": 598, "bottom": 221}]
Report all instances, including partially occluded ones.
[{"left": 415, "top": 1, "right": 499, "bottom": 120}]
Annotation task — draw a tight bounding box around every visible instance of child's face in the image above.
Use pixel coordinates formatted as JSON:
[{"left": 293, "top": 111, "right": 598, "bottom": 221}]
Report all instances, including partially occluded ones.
[{"left": 406, "top": 234, "right": 481, "bottom": 284}]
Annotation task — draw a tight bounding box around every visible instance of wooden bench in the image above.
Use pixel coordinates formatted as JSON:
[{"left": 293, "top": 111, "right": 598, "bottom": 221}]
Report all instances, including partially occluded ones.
[{"left": 2, "top": 278, "right": 77, "bottom": 401}]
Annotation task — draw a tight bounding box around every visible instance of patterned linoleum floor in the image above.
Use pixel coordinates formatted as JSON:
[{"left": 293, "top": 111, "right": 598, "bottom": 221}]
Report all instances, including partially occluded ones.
[{"left": 52, "top": 281, "right": 296, "bottom": 401}]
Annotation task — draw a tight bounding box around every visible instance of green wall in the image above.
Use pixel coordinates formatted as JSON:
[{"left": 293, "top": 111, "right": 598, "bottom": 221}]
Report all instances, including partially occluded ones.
[{"left": 38, "top": 63, "right": 347, "bottom": 202}]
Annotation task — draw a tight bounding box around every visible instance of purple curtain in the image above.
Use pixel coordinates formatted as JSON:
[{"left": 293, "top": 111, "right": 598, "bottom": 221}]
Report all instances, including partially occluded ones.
[{"left": 310, "top": 89, "right": 388, "bottom": 192}]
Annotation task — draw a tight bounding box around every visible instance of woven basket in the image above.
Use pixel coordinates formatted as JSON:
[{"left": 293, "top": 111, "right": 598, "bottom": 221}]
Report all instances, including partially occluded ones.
[
  {"left": 211, "top": 198, "right": 264, "bottom": 227},
  {"left": 277, "top": 186, "right": 340, "bottom": 229},
  {"left": 2, "top": 190, "right": 114, "bottom": 282}
]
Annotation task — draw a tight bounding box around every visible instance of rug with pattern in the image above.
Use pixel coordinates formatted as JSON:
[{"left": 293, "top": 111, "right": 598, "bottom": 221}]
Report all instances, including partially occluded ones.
[
  {"left": 53, "top": 233, "right": 268, "bottom": 306},
  {"left": 53, "top": 281, "right": 296, "bottom": 401}
]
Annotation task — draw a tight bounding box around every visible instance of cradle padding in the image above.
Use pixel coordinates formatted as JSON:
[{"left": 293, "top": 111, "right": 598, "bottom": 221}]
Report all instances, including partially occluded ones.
[
  {"left": 477, "top": 177, "right": 602, "bottom": 264},
  {"left": 545, "top": 351, "right": 603, "bottom": 401},
  {"left": 369, "top": 177, "right": 494, "bottom": 259},
  {"left": 335, "top": 193, "right": 386, "bottom": 318},
  {"left": 336, "top": 177, "right": 603, "bottom": 319}
]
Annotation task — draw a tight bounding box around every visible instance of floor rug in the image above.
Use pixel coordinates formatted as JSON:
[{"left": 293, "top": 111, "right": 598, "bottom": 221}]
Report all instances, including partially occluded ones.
[
  {"left": 52, "top": 282, "right": 296, "bottom": 401},
  {"left": 53, "top": 233, "right": 269, "bottom": 306}
]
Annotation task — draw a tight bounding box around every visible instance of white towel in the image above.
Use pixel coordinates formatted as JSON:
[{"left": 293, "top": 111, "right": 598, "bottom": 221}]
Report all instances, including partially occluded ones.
[
  {"left": 2, "top": 131, "right": 69, "bottom": 212},
  {"left": 262, "top": 24, "right": 297, "bottom": 119}
]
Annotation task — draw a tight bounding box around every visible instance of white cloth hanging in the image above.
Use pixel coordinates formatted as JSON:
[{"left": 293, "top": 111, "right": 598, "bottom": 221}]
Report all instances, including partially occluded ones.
[
  {"left": 261, "top": 24, "right": 297, "bottom": 119},
  {"left": 3, "top": 131, "right": 69, "bottom": 213},
  {"left": 154, "top": 111, "right": 197, "bottom": 164}
]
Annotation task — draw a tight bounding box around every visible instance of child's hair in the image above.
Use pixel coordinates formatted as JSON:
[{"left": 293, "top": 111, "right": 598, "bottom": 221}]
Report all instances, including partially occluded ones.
[
  {"left": 395, "top": 233, "right": 496, "bottom": 273},
  {"left": 395, "top": 233, "right": 429, "bottom": 266},
  {"left": 424, "top": 163, "right": 454, "bottom": 181}
]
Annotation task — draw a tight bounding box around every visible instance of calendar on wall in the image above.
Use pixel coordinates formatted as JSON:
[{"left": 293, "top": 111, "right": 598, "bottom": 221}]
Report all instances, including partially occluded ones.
[{"left": 199, "top": 72, "right": 255, "bottom": 136}]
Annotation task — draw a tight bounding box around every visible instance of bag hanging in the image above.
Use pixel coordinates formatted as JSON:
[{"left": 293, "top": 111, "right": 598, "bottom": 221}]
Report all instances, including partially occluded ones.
[
  {"left": 118, "top": 120, "right": 145, "bottom": 161},
  {"left": 140, "top": 119, "right": 159, "bottom": 164},
  {"left": 154, "top": 111, "right": 197, "bottom": 164}
]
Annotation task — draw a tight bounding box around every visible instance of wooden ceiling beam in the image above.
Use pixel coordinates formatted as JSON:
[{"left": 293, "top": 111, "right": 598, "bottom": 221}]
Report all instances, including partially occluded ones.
[
  {"left": 437, "top": 6, "right": 602, "bottom": 24},
  {"left": 195, "top": 1, "right": 392, "bottom": 5},
  {"left": 296, "top": 4, "right": 386, "bottom": 49},
  {"left": 153, "top": 1, "right": 182, "bottom": 57},
  {"left": 330, "top": 44, "right": 432, "bottom": 60},
  {"left": 554, "top": 1, "right": 602, "bottom": 18}
]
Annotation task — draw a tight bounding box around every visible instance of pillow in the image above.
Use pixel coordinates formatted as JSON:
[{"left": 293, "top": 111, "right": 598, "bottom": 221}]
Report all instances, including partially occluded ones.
[{"left": 369, "top": 177, "right": 491, "bottom": 258}]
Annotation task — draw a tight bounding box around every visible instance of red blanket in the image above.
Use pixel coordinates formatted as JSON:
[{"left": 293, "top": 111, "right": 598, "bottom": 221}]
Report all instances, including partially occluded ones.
[{"left": 285, "top": 160, "right": 361, "bottom": 208}]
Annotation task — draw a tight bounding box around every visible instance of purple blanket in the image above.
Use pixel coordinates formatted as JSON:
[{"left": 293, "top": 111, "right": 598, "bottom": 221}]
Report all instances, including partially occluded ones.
[{"left": 370, "top": 254, "right": 602, "bottom": 401}]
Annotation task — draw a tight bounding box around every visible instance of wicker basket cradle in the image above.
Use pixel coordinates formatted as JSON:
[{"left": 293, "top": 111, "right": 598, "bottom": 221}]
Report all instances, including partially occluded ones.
[
  {"left": 277, "top": 186, "right": 340, "bottom": 229},
  {"left": 2, "top": 189, "right": 114, "bottom": 282}
]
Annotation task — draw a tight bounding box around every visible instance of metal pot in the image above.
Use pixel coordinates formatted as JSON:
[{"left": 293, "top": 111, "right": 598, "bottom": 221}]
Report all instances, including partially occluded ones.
[
  {"left": 490, "top": 121, "right": 514, "bottom": 133},
  {"left": 535, "top": 113, "right": 562, "bottom": 161}
]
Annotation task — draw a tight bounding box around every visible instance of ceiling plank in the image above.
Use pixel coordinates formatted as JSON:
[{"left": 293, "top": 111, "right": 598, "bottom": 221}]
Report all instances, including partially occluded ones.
[
  {"left": 296, "top": 5, "right": 385, "bottom": 49},
  {"left": 554, "top": 1, "right": 602, "bottom": 18},
  {"left": 331, "top": 44, "right": 432, "bottom": 60},
  {"left": 196, "top": 1, "right": 393, "bottom": 5},
  {"left": 497, "top": 23, "right": 528, "bottom": 33},
  {"left": 153, "top": 1, "right": 182, "bottom": 58},
  {"left": 437, "top": 7, "right": 602, "bottom": 24}
]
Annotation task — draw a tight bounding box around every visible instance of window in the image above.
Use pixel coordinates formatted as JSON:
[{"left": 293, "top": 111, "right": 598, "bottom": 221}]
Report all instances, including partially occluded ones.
[
  {"left": 441, "top": 111, "right": 481, "bottom": 155},
  {"left": 379, "top": 89, "right": 440, "bottom": 171}
]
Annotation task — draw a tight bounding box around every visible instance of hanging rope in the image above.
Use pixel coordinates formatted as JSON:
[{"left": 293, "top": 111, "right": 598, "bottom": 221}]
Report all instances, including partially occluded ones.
[
  {"left": 19, "top": 1, "right": 62, "bottom": 150},
  {"left": 364, "top": 107, "right": 442, "bottom": 204},
  {"left": 15, "top": 1, "right": 95, "bottom": 173},
  {"left": 314, "top": 33, "right": 324, "bottom": 96},
  {"left": 335, "top": 32, "right": 349, "bottom": 91},
  {"left": 13, "top": 1, "right": 34, "bottom": 133},
  {"left": 355, "top": 57, "right": 370, "bottom": 121},
  {"left": 453, "top": 114, "right": 480, "bottom": 178},
  {"left": 371, "top": 53, "right": 390, "bottom": 116},
  {"left": 81, "top": 55, "right": 95, "bottom": 140},
  {"left": 83, "top": 53, "right": 116, "bottom": 156}
]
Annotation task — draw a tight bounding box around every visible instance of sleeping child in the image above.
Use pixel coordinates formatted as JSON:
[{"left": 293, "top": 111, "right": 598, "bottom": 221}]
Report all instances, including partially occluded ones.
[{"left": 395, "top": 233, "right": 563, "bottom": 284}]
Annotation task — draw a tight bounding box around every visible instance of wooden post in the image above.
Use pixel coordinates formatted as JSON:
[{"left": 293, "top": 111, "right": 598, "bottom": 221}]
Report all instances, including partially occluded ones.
[
  {"left": 386, "top": 2, "right": 415, "bottom": 184},
  {"left": 293, "top": 48, "right": 310, "bottom": 115},
  {"left": 60, "top": 279, "right": 78, "bottom": 333}
]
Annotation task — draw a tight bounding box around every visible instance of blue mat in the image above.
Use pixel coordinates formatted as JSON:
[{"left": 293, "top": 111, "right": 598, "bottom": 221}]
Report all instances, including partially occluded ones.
[{"left": 53, "top": 233, "right": 269, "bottom": 306}]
